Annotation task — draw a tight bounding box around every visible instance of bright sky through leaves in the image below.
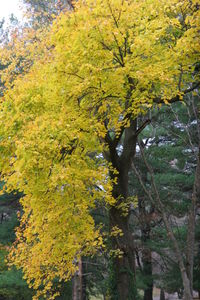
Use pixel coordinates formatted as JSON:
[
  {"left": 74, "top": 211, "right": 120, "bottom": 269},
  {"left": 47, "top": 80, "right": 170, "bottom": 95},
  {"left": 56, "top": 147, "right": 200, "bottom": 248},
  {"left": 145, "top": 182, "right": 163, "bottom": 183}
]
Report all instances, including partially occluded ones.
[{"left": 0, "top": 0, "right": 23, "bottom": 20}]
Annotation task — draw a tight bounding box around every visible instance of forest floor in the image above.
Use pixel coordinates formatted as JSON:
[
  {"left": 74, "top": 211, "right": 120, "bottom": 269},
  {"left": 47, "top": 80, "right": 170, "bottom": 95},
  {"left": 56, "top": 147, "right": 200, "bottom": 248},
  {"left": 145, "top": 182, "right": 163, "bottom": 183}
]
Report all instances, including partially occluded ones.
[
  {"left": 146, "top": 288, "right": 181, "bottom": 300},
  {"left": 90, "top": 289, "right": 200, "bottom": 300},
  {"left": 153, "top": 288, "right": 177, "bottom": 299},
  {"left": 153, "top": 288, "right": 199, "bottom": 300}
]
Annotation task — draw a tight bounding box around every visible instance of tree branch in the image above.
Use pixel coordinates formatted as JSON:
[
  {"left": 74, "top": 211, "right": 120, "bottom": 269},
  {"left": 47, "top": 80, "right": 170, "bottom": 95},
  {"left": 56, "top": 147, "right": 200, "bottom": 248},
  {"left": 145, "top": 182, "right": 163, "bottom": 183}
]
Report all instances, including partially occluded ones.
[
  {"left": 135, "top": 119, "right": 151, "bottom": 137},
  {"left": 154, "top": 82, "right": 200, "bottom": 104}
]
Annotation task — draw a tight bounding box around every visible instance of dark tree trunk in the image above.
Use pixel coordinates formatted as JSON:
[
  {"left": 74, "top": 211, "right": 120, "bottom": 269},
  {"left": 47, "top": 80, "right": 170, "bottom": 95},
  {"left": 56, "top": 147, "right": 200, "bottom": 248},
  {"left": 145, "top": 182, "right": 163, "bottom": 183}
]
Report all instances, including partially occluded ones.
[
  {"left": 143, "top": 246, "right": 153, "bottom": 300},
  {"left": 109, "top": 163, "right": 136, "bottom": 299},
  {"left": 110, "top": 206, "right": 136, "bottom": 299},
  {"left": 138, "top": 192, "right": 153, "bottom": 300},
  {"left": 72, "top": 259, "right": 83, "bottom": 300},
  {"left": 141, "top": 224, "right": 153, "bottom": 300},
  {"left": 105, "top": 120, "right": 138, "bottom": 299},
  {"left": 144, "top": 287, "right": 153, "bottom": 300},
  {"left": 186, "top": 148, "right": 200, "bottom": 296},
  {"left": 82, "top": 260, "right": 87, "bottom": 300},
  {"left": 160, "top": 289, "right": 165, "bottom": 300}
]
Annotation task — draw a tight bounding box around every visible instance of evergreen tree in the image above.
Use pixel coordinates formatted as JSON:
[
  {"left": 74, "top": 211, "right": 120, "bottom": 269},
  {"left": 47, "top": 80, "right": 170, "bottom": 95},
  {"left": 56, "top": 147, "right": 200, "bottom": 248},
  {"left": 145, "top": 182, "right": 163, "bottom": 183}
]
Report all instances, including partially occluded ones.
[{"left": 129, "top": 93, "right": 200, "bottom": 299}]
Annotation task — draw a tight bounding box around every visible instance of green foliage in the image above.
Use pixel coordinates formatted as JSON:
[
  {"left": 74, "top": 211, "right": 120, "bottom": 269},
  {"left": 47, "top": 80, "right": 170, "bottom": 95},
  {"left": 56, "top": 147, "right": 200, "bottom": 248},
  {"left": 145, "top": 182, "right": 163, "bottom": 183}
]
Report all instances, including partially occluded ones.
[
  {"left": 0, "top": 248, "right": 33, "bottom": 300},
  {"left": 0, "top": 213, "right": 18, "bottom": 244},
  {"left": 129, "top": 94, "right": 200, "bottom": 296}
]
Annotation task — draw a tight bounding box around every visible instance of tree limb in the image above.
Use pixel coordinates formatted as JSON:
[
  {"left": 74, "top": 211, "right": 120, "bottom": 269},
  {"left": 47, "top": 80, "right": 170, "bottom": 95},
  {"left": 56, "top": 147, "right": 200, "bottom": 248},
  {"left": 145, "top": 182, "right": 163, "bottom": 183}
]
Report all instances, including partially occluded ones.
[{"left": 154, "top": 82, "right": 200, "bottom": 104}]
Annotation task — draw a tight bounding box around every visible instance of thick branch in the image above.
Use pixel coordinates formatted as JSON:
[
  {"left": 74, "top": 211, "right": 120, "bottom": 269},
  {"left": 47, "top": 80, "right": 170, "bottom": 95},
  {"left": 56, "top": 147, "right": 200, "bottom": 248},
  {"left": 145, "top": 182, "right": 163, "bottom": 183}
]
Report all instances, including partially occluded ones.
[
  {"left": 120, "top": 119, "right": 137, "bottom": 167},
  {"left": 103, "top": 129, "right": 120, "bottom": 170},
  {"left": 154, "top": 82, "right": 200, "bottom": 104},
  {"left": 135, "top": 119, "right": 151, "bottom": 137}
]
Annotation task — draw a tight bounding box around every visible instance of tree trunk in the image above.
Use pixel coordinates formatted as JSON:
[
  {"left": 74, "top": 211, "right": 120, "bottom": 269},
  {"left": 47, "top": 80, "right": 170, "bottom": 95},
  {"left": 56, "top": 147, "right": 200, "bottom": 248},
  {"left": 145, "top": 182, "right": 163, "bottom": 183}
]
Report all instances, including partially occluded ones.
[
  {"left": 72, "top": 259, "right": 83, "bottom": 300},
  {"left": 110, "top": 206, "right": 136, "bottom": 299},
  {"left": 186, "top": 200, "right": 195, "bottom": 296},
  {"left": 139, "top": 195, "right": 153, "bottom": 300},
  {"left": 186, "top": 148, "right": 200, "bottom": 296},
  {"left": 141, "top": 221, "right": 153, "bottom": 300},
  {"left": 82, "top": 260, "right": 87, "bottom": 300},
  {"left": 103, "top": 119, "right": 138, "bottom": 299},
  {"left": 109, "top": 157, "right": 137, "bottom": 299},
  {"left": 144, "top": 285, "right": 153, "bottom": 300},
  {"left": 160, "top": 289, "right": 165, "bottom": 300},
  {"left": 142, "top": 243, "right": 153, "bottom": 300}
]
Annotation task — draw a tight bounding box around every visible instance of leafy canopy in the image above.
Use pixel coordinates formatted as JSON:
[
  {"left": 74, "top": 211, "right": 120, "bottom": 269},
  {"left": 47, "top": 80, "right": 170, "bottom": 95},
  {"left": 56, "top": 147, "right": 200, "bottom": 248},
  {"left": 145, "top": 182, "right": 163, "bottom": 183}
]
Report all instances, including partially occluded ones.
[{"left": 0, "top": 0, "right": 199, "bottom": 298}]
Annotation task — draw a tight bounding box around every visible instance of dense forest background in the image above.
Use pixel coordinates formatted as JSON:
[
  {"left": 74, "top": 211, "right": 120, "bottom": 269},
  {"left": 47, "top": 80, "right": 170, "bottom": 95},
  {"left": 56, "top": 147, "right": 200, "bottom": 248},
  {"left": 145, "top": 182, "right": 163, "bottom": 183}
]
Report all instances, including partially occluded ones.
[{"left": 0, "top": 1, "right": 199, "bottom": 299}]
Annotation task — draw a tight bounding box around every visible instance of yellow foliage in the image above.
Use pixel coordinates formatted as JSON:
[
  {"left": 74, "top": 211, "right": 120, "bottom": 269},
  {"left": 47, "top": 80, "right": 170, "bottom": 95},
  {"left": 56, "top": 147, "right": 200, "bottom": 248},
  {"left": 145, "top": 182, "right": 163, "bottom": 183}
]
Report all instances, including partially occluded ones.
[{"left": 0, "top": 0, "right": 199, "bottom": 298}]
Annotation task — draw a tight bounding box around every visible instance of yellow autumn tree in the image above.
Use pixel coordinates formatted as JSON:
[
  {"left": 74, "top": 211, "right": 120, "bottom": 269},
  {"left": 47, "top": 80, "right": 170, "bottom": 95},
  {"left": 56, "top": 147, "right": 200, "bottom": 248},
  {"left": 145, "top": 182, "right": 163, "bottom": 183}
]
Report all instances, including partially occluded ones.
[{"left": 0, "top": 0, "right": 199, "bottom": 299}]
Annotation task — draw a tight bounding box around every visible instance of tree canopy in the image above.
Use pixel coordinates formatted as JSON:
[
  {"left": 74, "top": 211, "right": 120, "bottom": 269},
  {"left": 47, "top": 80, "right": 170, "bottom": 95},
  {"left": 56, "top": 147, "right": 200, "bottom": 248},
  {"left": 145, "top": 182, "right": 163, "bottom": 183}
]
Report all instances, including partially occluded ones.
[{"left": 0, "top": 0, "right": 199, "bottom": 299}]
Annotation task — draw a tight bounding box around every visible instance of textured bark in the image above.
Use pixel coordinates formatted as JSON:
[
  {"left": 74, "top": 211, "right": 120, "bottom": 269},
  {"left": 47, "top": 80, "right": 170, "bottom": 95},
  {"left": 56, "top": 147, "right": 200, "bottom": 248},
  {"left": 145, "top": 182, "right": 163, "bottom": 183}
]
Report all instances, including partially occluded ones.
[
  {"left": 72, "top": 259, "right": 83, "bottom": 300},
  {"left": 138, "top": 180, "right": 153, "bottom": 300},
  {"left": 104, "top": 119, "right": 138, "bottom": 299},
  {"left": 109, "top": 164, "right": 136, "bottom": 299},
  {"left": 82, "top": 260, "right": 87, "bottom": 300},
  {"left": 110, "top": 206, "right": 136, "bottom": 299},
  {"left": 160, "top": 289, "right": 165, "bottom": 300},
  {"left": 142, "top": 236, "right": 153, "bottom": 300}
]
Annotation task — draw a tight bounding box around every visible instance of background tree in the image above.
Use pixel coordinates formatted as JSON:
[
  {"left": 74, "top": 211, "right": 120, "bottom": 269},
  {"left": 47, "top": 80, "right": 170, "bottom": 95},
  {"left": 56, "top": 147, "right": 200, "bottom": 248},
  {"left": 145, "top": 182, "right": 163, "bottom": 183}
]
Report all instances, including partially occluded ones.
[
  {"left": 131, "top": 92, "right": 200, "bottom": 299},
  {"left": 22, "top": 0, "right": 73, "bottom": 27}
]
